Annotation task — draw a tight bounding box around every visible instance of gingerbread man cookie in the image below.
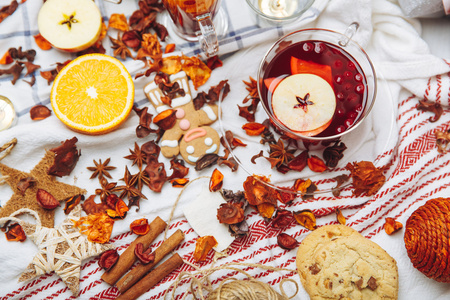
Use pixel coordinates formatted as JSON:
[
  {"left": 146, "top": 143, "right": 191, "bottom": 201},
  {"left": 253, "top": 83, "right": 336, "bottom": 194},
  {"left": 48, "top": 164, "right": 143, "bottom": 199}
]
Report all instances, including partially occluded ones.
[{"left": 144, "top": 71, "right": 220, "bottom": 165}]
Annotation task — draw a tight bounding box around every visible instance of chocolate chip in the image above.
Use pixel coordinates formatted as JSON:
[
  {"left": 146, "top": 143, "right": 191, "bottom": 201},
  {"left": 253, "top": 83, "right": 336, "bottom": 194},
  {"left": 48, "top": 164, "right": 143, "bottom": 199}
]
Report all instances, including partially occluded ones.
[
  {"left": 367, "top": 277, "right": 378, "bottom": 290},
  {"left": 355, "top": 277, "right": 363, "bottom": 290},
  {"left": 309, "top": 263, "right": 321, "bottom": 275}
]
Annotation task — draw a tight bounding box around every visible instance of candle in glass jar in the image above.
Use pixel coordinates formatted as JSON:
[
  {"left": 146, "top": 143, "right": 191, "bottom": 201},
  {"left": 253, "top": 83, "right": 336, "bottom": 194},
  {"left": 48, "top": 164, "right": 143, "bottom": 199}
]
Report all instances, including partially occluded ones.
[
  {"left": 258, "top": 0, "right": 298, "bottom": 18},
  {"left": 0, "top": 96, "right": 16, "bottom": 131}
]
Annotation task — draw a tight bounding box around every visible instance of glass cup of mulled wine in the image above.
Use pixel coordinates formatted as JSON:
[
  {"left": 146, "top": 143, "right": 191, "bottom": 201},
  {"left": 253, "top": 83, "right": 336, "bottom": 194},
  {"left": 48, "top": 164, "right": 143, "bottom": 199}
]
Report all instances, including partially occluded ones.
[{"left": 257, "top": 23, "right": 377, "bottom": 143}]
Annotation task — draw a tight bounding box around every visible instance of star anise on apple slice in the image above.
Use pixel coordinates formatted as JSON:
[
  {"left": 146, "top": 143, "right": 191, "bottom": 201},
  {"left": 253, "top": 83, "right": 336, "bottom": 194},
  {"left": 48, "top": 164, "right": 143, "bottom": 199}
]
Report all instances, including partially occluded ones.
[
  {"left": 268, "top": 139, "right": 295, "bottom": 167},
  {"left": 87, "top": 158, "right": 116, "bottom": 180},
  {"left": 294, "top": 93, "right": 313, "bottom": 112},
  {"left": 124, "top": 142, "right": 146, "bottom": 170}
]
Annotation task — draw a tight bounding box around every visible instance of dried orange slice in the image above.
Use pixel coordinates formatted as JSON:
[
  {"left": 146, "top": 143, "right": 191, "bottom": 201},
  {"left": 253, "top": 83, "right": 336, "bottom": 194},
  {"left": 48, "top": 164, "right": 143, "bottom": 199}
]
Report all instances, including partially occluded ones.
[{"left": 50, "top": 54, "right": 134, "bottom": 135}]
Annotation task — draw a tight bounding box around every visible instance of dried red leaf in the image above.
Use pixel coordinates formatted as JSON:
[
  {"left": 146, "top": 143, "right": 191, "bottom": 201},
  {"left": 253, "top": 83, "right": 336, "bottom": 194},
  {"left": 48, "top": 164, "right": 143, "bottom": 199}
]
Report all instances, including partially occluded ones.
[
  {"left": 206, "top": 55, "right": 223, "bottom": 70},
  {"left": 277, "top": 233, "right": 298, "bottom": 250},
  {"left": 122, "top": 30, "right": 141, "bottom": 50},
  {"left": 345, "top": 161, "right": 386, "bottom": 196},
  {"left": 209, "top": 168, "right": 224, "bottom": 192},
  {"left": 242, "top": 122, "right": 266, "bottom": 136},
  {"left": 30, "top": 104, "right": 51, "bottom": 120},
  {"left": 17, "top": 176, "right": 36, "bottom": 195},
  {"left": 48, "top": 137, "right": 80, "bottom": 177},
  {"left": 384, "top": 217, "right": 403, "bottom": 235},
  {"left": 135, "top": 242, "right": 155, "bottom": 264},
  {"left": 193, "top": 235, "right": 217, "bottom": 262},
  {"left": 130, "top": 218, "right": 150, "bottom": 235},
  {"left": 288, "top": 150, "right": 309, "bottom": 172},
  {"left": 144, "top": 155, "right": 167, "bottom": 192},
  {"left": 271, "top": 209, "right": 294, "bottom": 229},
  {"left": 98, "top": 249, "right": 119, "bottom": 271},
  {"left": 4, "top": 222, "right": 26, "bottom": 242},
  {"left": 307, "top": 155, "right": 327, "bottom": 173},
  {"left": 63, "top": 194, "right": 84, "bottom": 214},
  {"left": 82, "top": 195, "right": 109, "bottom": 215},
  {"left": 277, "top": 188, "right": 297, "bottom": 204},
  {"left": 36, "top": 189, "right": 59, "bottom": 210},
  {"left": 217, "top": 202, "right": 245, "bottom": 224}
]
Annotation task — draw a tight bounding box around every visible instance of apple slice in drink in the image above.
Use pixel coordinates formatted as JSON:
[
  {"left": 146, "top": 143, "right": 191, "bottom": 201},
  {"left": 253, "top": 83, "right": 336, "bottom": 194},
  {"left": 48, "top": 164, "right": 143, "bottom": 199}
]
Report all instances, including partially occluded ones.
[
  {"left": 37, "top": 0, "right": 102, "bottom": 52},
  {"left": 271, "top": 74, "right": 336, "bottom": 137}
]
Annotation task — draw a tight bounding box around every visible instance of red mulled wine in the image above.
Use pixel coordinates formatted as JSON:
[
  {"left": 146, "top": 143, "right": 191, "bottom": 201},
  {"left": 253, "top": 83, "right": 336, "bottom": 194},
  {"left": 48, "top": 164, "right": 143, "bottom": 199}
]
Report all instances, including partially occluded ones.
[{"left": 261, "top": 40, "right": 368, "bottom": 137}]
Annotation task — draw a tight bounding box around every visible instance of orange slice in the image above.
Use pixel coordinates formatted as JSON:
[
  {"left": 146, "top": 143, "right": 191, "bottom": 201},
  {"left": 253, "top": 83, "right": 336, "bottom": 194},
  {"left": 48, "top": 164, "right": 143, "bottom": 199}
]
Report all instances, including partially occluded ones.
[
  {"left": 50, "top": 54, "right": 134, "bottom": 135},
  {"left": 290, "top": 57, "right": 333, "bottom": 85}
]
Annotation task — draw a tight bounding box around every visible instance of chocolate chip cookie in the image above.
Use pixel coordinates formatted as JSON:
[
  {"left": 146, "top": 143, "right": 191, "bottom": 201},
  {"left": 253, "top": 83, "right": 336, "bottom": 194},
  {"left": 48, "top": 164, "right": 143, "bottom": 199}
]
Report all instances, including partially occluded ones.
[{"left": 296, "top": 225, "right": 398, "bottom": 299}]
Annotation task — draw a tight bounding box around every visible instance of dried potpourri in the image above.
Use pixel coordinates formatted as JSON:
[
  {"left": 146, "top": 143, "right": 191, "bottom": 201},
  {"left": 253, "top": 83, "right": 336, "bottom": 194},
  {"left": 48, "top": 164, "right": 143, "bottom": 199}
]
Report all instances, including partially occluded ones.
[
  {"left": 0, "top": 0, "right": 18, "bottom": 24},
  {"left": 36, "top": 189, "right": 60, "bottom": 210},
  {"left": 48, "top": 137, "right": 80, "bottom": 177},
  {"left": 323, "top": 141, "right": 347, "bottom": 168},
  {"left": 82, "top": 195, "right": 110, "bottom": 215},
  {"left": 336, "top": 208, "right": 346, "bottom": 225},
  {"left": 181, "top": 55, "right": 211, "bottom": 90},
  {"left": 40, "top": 60, "right": 71, "bottom": 85},
  {"left": 293, "top": 178, "right": 317, "bottom": 200},
  {"left": 73, "top": 213, "right": 115, "bottom": 243},
  {"left": 171, "top": 178, "right": 189, "bottom": 187},
  {"left": 242, "top": 122, "right": 266, "bottom": 136},
  {"left": 271, "top": 209, "right": 295, "bottom": 229},
  {"left": 293, "top": 210, "right": 317, "bottom": 231},
  {"left": 106, "top": 198, "right": 129, "bottom": 219},
  {"left": 345, "top": 161, "right": 386, "bottom": 196},
  {"left": 63, "top": 195, "right": 84, "bottom": 214},
  {"left": 238, "top": 77, "right": 260, "bottom": 122},
  {"left": 243, "top": 175, "right": 279, "bottom": 219},
  {"left": 195, "top": 153, "right": 219, "bottom": 171},
  {"left": 209, "top": 168, "right": 223, "bottom": 192},
  {"left": 217, "top": 202, "right": 245, "bottom": 225},
  {"left": 307, "top": 155, "right": 327, "bottom": 173},
  {"left": 33, "top": 34, "right": 52, "bottom": 50},
  {"left": 384, "top": 217, "right": 403, "bottom": 235},
  {"left": 0, "top": 62, "right": 23, "bottom": 84},
  {"left": 17, "top": 177, "right": 36, "bottom": 195},
  {"left": 1, "top": 221, "right": 26, "bottom": 242},
  {"left": 87, "top": 158, "right": 116, "bottom": 179},
  {"left": 130, "top": 218, "right": 150, "bottom": 235},
  {"left": 30, "top": 105, "right": 51, "bottom": 120},
  {"left": 167, "top": 157, "right": 189, "bottom": 181},
  {"left": 0, "top": 51, "right": 13, "bottom": 64},
  {"left": 98, "top": 249, "right": 119, "bottom": 271},
  {"left": 193, "top": 235, "right": 217, "bottom": 262},
  {"left": 145, "top": 155, "right": 167, "bottom": 192},
  {"left": 95, "top": 177, "right": 118, "bottom": 203},
  {"left": 221, "top": 130, "right": 247, "bottom": 150},
  {"left": 108, "top": 13, "right": 129, "bottom": 31},
  {"left": 277, "top": 233, "right": 298, "bottom": 250},
  {"left": 135, "top": 243, "right": 155, "bottom": 264},
  {"left": 153, "top": 109, "right": 177, "bottom": 130},
  {"left": 331, "top": 174, "right": 350, "bottom": 197},
  {"left": 417, "top": 99, "right": 443, "bottom": 122},
  {"left": 435, "top": 129, "right": 450, "bottom": 154}
]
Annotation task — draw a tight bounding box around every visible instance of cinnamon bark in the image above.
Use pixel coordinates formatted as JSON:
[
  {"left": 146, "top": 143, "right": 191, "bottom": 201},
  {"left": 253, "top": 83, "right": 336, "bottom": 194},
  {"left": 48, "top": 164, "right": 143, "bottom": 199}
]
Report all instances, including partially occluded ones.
[
  {"left": 101, "top": 216, "right": 167, "bottom": 286},
  {"left": 115, "top": 253, "right": 184, "bottom": 300},
  {"left": 116, "top": 229, "right": 185, "bottom": 293}
]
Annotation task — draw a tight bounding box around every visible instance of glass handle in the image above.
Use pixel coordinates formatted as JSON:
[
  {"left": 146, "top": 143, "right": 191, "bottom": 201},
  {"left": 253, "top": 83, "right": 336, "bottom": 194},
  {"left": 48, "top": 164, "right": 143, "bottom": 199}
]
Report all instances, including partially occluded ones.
[
  {"left": 339, "top": 22, "right": 359, "bottom": 47},
  {"left": 196, "top": 13, "right": 219, "bottom": 57}
]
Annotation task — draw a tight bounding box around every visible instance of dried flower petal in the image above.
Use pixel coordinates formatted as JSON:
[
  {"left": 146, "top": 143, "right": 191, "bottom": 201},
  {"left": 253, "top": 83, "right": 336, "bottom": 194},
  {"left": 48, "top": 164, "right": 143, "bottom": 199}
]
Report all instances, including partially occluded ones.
[
  {"left": 217, "top": 202, "right": 245, "bottom": 224},
  {"left": 271, "top": 209, "right": 294, "bottom": 229},
  {"left": 193, "top": 235, "right": 217, "bottom": 262},
  {"left": 171, "top": 178, "right": 189, "bottom": 187},
  {"left": 82, "top": 195, "right": 109, "bottom": 215},
  {"left": 345, "top": 161, "right": 386, "bottom": 196},
  {"left": 153, "top": 109, "right": 177, "bottom": 130},
  {"left": 257, "top": 202, "right": 276, "bottom": 219},
  {"left": 160, "top": 56, "right": 182, "bottom": 75},
  {"left": 0, "top": 50, "right": 13, "bottom": 64},
  {"left": 63, "top": 194, "right": 84, "bottom": 214},
  {"left": 277, "top": 233, "right": 298, "bottom": 250},
  {"left": 108, "top": 13, "right": 129, "bottom": 31},
  {"left": 33, "top": 33, "right": 52, "bottom": 50},
  {"left": 73, "top": 213, "right": 114, "bottom": 243},
  {"left": 36, "top": 189, "right": 60, "bottom": 210},
  {"left": 435, "top": 129, "right": 450, "bottom": 154},
  {"left": 209, "top": 168, "right": 224, "bottom": 192},
  {"left": 307, "top": 155, "right": 327, "bottom": 172},
  {"left": 384, "top": 217, "right": 403, "bottom": 235},
  {"left": 30, "top": 104, "right": 51, "bottom": 120},
  {"left": 130, "top": 218, "right": 150, "bottom": 235},
  {"left": 144, "top": 156, "right": 167, "bottom": 192},
  {"left": 135, "top": 242, "right": 155, "bottom": 264},
  {"left": 98, "top": 249, "right": 119, "bottom": 271},
  {"left": 17, "top": 176, "right": 36, "bottom": 195},
  {"left": 106, "top": 198, "right": 129, "bottom": 219},
  {"left": 181, "top": 55, "right": 211, "bottom": 90},
  {"left": 336, "top": 208, "right": 346, "bottom": 225},
  {"left": 48, "top": 137, "right": 80, "bottom": 177},
  {"left": 243, "top": 175, "right": 278, "bottom": 207},
  {"left": 417, "top": 99, "right": 443, "bottom": 122},
  {"left": 293, "top": 210, "right": 317, "bottom": 230},
  {"left": 242, "top": 122, "right": 266, "bottom": 136},
  {"left": 165, "top": 43, "right": 176, "bottom": 53},
  {"left": 287, "top": 150, "right": 309, "bottom": 172},
  {"left": 3, "top": 222, "right": 26, "bottom": 242}
]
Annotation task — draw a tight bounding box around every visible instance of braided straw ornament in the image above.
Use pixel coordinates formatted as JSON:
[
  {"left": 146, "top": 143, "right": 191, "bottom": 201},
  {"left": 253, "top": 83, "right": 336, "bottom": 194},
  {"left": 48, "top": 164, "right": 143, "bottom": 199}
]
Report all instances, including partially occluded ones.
[{"left": 404, "top": 197, "right": 450, "bottom": 282}]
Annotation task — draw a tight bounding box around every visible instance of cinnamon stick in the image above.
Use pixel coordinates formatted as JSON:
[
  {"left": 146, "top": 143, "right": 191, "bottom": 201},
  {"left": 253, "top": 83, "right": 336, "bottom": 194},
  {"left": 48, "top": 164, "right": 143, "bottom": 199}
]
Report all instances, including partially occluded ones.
[
  {"left": 116, "top": 229, "right": 185, "bottom": 293},
  {"left": 101, "top": 216, "right": 167, "bottom": 286},
  {"left": 115, "top": 253, "right": 184, "bottom": 300}
]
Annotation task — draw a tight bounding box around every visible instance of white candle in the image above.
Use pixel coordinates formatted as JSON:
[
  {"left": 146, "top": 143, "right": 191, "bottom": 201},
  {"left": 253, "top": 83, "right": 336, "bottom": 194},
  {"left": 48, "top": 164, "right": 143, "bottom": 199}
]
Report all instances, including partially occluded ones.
[
  {"left": 0, "top": 96, "right": 16, "bottom": 131},
  {"left": 258, "top": 0, "right": 299, "bottom": 18}
]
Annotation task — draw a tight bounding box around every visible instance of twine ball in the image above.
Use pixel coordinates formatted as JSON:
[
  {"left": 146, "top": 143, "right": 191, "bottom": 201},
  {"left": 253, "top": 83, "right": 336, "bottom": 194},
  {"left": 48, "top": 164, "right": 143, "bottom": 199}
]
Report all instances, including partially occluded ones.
[
  {"left": 206, "top": 279, "right": 288, "bottom": 300},
  {"left": 404, "top": 197, "right": 450, "bottom": 282}
]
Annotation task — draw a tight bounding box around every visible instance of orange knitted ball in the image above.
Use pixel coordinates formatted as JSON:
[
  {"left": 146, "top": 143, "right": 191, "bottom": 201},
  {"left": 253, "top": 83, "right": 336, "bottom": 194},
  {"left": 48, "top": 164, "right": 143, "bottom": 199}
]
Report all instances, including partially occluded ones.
[{"left": 404, "top": 197, "right": 450, "bottom": 282}]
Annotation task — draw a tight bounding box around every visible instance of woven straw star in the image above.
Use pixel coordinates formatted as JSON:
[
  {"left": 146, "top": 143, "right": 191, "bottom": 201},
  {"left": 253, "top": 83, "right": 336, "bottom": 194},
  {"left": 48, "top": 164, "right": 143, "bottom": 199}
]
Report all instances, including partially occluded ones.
[
  {"left": 15, "top": 205, "right": 113, "bottom": 296},
  {"left": 0, "top": 150, "right": 86, "bottom": 228}
]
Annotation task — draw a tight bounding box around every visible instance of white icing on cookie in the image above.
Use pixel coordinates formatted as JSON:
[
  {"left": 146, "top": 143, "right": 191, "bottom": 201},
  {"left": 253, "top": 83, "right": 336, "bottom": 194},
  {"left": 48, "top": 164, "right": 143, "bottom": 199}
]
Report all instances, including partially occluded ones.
[
  {"left": 156, "top": 105, "right": 171, "bottom": 113},
  {"left": 186, "top": 145, "right": 195, "bottom": 154},
  {"left": 201, "top": 106, "right": 217, "bottom": 121},
  {"left": 188, "top": 155, "right": 199, "bottom": 163},
  {"left": 161, "top": 140, "right": 179, "bottom": 148},
  {"left": 204, "top": 137, "right": 213, "bottom": 146},
  {"left": 172, "top": 95, "right": 191, "bottom": 107},
  {"left": 206, "top": 144, "right": 217, "bottom": 154}
]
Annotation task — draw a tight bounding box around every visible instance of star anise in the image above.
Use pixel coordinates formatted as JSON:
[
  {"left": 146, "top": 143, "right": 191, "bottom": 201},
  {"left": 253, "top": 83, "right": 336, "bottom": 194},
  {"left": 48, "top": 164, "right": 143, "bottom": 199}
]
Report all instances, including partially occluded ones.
[
  {"left": 243, "top": 76, "right": 258, "bottom": 99},
  {"left": 294, "top": 93, "right": 313, "bottom": 112},
  {"left": 131, "top": 170, "right": 151, "bottom": 191},
  {"left": 113, "top": 166, "right": 147, "bottom": 201},
  {"left": 95, "top": 177, "right": 118, "bottom": 203},
  {"left": 87, "top": 158, "right": 116, "bottom": 180},
  {"left": 268, "top": 139, "right": 295, "bottom": 167},
  {"left": 124, "top": 142, "right": 146, "bottom": 170},
  {"left": 110, "top": 33, "right": 133, "bottom": 60}
]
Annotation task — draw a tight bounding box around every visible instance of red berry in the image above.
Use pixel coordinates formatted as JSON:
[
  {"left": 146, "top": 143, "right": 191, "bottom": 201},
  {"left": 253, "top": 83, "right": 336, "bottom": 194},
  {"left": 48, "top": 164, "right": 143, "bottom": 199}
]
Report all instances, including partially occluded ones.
[
  {"left": 335, "top": 75, "right": 343, "bottom": 84},
  {"left": 354, "top": 73, "right": 363, "bottom": 82},
  {"left": 314, "top": 42, "right": 325, "bottom": 54},
  {"left": 303, "top": 42, "right": 313, "bottom": 52},
  {"left": 355, "top": 84, "right": 365, "bottom": 94},
  {"left": 336, "top": 125, "right": 346, "bottom": 133}
]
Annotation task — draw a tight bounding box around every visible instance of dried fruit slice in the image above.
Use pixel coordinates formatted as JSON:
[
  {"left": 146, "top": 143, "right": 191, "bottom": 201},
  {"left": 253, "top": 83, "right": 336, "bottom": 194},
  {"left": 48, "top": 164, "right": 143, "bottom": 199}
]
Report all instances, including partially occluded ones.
[
  {"left": 50, "top": 54, "right": 134, "bottom": 135},
  {"left": 290, "top": 57, "right": 332, "bottom": 85},
  {"left": 271, "top": 74, "right": 336, "bottom": 136}
]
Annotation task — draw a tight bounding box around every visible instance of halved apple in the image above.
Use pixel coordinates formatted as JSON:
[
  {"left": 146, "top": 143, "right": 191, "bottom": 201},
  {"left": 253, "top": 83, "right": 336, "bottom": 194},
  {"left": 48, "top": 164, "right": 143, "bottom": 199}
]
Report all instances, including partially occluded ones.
[
  {"left": 271, "top": 74, "right": 336, "bottom": 136},
  {"left": 37, "top": 0, "right": 102, "bottom": 52}
]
